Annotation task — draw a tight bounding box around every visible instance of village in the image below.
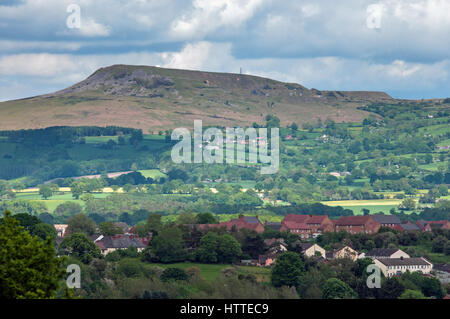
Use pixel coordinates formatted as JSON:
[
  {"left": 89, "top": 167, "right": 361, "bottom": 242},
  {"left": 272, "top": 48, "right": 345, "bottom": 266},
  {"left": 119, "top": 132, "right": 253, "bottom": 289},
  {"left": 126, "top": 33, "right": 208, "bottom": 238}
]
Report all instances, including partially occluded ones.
[{"left": 53, "top": 214, "right": 450, "bottom": 288}]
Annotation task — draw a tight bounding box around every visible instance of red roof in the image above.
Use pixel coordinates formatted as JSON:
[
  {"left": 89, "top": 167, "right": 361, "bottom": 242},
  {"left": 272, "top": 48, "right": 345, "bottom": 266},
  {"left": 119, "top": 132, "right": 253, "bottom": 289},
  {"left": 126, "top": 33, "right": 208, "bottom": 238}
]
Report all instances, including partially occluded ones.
[
  {"left": 282, "top": 221, "right": 309, "bottom": 230},
  {"left": 335, "top": 216, "right": 376, "bottom": 226},
  {"left": 283, "top": 214, "right": 310, "bottom": 223},
  {"left": 307, "top": 215, "right": 328, "bottom": 224}
]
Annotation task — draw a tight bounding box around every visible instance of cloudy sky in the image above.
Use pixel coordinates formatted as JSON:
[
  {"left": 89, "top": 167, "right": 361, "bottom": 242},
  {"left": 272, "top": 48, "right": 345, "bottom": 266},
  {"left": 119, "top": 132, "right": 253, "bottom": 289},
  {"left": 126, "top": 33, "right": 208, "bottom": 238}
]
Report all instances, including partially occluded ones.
[{"left": 1, "top": 0, "right": 449, "bottom": 101}]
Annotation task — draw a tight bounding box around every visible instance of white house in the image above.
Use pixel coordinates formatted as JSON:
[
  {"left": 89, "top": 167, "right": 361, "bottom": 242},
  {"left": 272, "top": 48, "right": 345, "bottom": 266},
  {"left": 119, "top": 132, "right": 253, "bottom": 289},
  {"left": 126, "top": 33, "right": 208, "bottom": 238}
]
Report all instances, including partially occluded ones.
[
  {"left": 374, "top": 257, "right": 433, "bottom": 277},
  {"left": 366, "top": 248, "right": 410, "bottom": 260}
]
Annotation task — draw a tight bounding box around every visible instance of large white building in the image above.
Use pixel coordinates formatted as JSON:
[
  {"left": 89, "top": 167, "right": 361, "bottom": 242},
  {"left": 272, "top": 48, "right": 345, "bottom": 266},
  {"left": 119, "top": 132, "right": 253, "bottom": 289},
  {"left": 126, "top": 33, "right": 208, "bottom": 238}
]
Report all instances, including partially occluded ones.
[{"left": 374, "top": 257, "right": 433, "bottom": 277}]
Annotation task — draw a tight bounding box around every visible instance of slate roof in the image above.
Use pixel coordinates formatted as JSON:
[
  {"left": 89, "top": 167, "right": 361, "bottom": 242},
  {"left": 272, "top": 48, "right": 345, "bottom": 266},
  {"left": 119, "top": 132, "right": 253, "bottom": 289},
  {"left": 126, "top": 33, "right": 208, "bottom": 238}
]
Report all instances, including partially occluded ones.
[
  {"left": 95, "top": 234, "right": 149, "bottom": 250},
  {"left": 371, "top": 214, "right": 401, "bottom": 224},
  {"left": 366, "top": 248, "right": 401, "bottom": 257},
  {"left": 243, "top": 216, "right": 260, "bottom": 224},
  {"left": 264, "top": 222, "right": 282, "bottom": 231},
  {"left": 376, "top": 257, "right": 431, "bottom": 266},
  {"left": 299, "top": 243, "right": 315, "bottom": 250},
  {"left": 400, "top": 223, "right": 420, "bottom": 231}
]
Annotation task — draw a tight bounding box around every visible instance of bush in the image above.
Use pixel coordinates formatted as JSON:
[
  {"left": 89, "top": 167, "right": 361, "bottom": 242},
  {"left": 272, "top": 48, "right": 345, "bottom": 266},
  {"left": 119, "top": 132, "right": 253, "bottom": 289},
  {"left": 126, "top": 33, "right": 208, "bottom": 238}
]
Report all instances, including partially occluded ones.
[{"left": 160, "top": 268, "right": 188, "bottom": 282}]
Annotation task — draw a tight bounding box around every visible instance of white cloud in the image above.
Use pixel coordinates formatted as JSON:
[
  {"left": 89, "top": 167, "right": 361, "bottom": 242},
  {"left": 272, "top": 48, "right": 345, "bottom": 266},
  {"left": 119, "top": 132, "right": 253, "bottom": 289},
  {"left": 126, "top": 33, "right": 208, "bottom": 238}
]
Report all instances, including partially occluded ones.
[
  {"left": 162, "top": 41, "right": 233, "bottom": 70},
  {"left": 79, "top": 18, "right": 111, "bottom": 37},
  {"left": 0, "top": 53, "right": 78, "bottom": 77},
  {"left": 170, "top": 0, "right": 266, "bottom": 39}
]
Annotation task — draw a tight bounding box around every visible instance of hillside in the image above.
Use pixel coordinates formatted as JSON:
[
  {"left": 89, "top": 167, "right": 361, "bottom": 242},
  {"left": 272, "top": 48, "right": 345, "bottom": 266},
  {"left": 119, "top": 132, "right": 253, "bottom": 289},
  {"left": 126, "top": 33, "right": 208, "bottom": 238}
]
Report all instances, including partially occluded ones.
[{"left": 0, "top": 64, "right": 395, "bottom": 131}]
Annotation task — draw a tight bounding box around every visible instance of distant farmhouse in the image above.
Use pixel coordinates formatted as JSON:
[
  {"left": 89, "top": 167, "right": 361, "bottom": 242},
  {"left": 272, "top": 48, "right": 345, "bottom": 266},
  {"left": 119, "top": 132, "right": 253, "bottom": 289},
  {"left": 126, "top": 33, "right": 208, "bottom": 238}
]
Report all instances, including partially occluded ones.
[
  {"left": 94, "top": 234, "right": 151, "bottom": 255},
  {"left": 326, "top": 245, "right": 358, "bottom": 261},
  {"left": 197, "top": 215, "right": 265, "bottom": 234}
]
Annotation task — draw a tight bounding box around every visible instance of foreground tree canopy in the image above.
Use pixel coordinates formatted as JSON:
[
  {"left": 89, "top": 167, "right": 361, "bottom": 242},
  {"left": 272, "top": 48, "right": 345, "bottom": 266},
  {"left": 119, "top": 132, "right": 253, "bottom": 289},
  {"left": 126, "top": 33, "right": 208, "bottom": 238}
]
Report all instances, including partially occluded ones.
[{"left": 0, "top": 211, "right": 65, "bottom": 298}]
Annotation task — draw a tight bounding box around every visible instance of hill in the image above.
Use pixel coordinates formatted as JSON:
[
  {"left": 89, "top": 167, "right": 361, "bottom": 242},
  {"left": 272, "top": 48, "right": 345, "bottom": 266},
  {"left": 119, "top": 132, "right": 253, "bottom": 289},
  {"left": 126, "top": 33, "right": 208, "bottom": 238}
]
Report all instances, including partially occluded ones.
[{"left": 0, "top": 64, "right": 395, "bottom": 131}]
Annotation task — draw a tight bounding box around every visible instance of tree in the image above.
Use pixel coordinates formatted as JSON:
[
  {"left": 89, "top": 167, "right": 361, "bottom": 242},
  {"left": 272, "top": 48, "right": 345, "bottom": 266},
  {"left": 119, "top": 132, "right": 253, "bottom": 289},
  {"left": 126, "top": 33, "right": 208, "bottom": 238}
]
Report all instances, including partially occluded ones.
[
  {"left": 176, "top": 212, "right": 197, "bottom": 225},
  {"left": 161, "top": 268, "right": 189, "bottom": 282},
  {"left": 197, "top": 212, "right": 218, "bottom": 224},
  {"left": 150, "top": 227, "right": 186, "bottom": 263},
  {"left": 271, "top": 252, "right": 305, "bottom": 288},
  {"left": 31, "top": 222, "right": 57, "bottom": 241},
  {"left": 66, "top": 213, "right": 97, "bottom": 236},
  {"left": 145, "top": 213, "right": 163, "bottom": 235},
  {"left": 241, "top": 232, "right": 266, "bottom": 259},
  {"left": 379, "top": 277, "right": 405, "bottom": 299},
  {"left": 39, "top": 184, "right": 53, "bottom": 200},
  {"left": 59, "top": 233, "right": 102, "bottom": 264},
  {"left": 70, "top": 182, "right": 83, "bottom": 199},
  {"left": 432, "top": 236, "right": 448, "bottom": 253},
  {"left": 399, "top": 198, "right": 416, "bottom": 210},
  {"left": 0, "top": 211, "right": 65, "bottom": 298},
  {"left": 322, "top": 278, "right": 357, "bottom": 299},
  {"left": 197, "top": 232, "right": 219, "bottom": 263},
  {"left": 399, "top": 289, "right": 426, "bottom": 299},
  {"left": 217, "top": 234, "right": 242, "bottom": 263},
  {"left": 99, "top": 222, "right": 124, "bottom": 236},
  {"left": 54, "top": 201, "right": 83, "bottom": 218}
]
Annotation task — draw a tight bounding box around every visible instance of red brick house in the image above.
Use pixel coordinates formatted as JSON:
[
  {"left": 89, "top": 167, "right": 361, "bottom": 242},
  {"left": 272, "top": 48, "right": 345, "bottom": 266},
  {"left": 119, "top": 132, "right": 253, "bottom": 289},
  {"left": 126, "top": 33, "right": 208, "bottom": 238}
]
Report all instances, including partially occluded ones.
[
  {"left": 334, "top": 216, "right": 381, "bottom": 234},
  {"left": 371, "top": 214, "right": 401, "bottom": 229},
  {"left": 427, "top": 220, "right": 450, "bottom": 230},
  {"left": 280, "top": 214, "right": 334, "bottom": 238},
  {"left": 198, "top": 215, "right": 265, "bottom": 234}
]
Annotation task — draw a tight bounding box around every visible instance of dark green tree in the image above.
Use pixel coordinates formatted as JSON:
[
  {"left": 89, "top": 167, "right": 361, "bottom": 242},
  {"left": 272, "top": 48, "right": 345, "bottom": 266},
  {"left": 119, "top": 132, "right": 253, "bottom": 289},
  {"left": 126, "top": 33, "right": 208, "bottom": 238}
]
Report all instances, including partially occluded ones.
[
  {"left": 322, "top": 278, "right": 357, "bottom": 299},
  {"left": 271, "top": 252, "right": 305, "bottom": 288},
  {"left": 0, "top": 211, "right": 65, "bottom": 298}
]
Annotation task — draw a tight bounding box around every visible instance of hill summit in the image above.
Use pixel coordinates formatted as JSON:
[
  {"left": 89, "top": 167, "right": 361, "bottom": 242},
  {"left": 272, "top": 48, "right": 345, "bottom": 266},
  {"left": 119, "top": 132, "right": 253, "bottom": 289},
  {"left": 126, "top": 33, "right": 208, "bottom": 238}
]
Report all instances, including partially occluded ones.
[{"left": 0, "top": 65, "right": 394, "bottom": 131}]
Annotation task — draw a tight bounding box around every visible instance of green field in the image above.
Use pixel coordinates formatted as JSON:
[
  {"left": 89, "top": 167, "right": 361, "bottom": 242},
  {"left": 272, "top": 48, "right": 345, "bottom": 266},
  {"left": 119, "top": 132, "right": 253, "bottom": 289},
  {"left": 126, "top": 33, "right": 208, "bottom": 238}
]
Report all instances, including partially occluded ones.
[
  {"left": 153, "top": 262, "right": 271, "bottom": 282},
  {"left": 14, "top": 191, "right": 109, "bottom": 212},
  {"left": 85, "top": 136, "right": 119, "bottom": 143},
  {"left": 138, "top": 169, "right": 167, "bottom": 179},
  {"left": 321, "top": 199, "right": 404, "bottom": 215}
]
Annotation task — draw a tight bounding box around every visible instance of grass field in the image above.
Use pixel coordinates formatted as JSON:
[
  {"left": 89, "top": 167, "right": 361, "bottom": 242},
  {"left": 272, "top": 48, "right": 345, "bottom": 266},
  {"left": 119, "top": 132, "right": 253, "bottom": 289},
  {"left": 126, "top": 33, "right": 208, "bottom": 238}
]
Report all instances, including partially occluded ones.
[
  {"left": 138, "top": 169, "right": 167, "bottom": 179},
  {"left": 84, "top": 136, "right": 119, "bottom": 144},
  {"left": 13, "top": 191, "right": 110, "bottom": 212},
  {"left": 153, "top": 262, "right": 271, "bottom": 282},
  {"left": 321, "top": 199, "right": 404, "bottom": 215}
]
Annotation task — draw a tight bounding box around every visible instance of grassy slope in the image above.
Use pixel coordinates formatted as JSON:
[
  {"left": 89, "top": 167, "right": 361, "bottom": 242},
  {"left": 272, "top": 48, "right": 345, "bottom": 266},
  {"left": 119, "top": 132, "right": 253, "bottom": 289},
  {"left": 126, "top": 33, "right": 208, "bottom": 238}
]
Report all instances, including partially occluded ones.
[
  {"left": 154, "top": 262, "right": 271, "bottom": 283},
  {"left": 0, "top": 65, "right": 392, "bottom": 131}
]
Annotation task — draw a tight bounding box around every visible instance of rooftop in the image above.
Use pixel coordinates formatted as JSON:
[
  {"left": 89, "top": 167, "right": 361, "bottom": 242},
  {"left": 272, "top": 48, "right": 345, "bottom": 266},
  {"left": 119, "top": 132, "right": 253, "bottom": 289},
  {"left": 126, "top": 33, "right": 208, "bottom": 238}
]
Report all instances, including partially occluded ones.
[{"left": 376, "top": 257, "right": 431, "bottom": 266}]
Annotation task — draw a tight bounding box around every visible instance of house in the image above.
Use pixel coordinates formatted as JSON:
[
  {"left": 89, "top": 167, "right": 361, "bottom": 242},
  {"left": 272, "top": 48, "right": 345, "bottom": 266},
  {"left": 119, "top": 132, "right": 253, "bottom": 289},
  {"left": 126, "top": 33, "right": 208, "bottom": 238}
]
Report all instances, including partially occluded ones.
[
  {"left": 416, "top": 220, "right": 432, "bottom": 232},
  {"left": 264, "top": 238, "right": 286, "bottom": 248},
  {"left": 299, "top": 243, "right": 326, "bottom": 258},
  {"left": 395, "top": 222, "right": 421, "bottom": 231},
  {"left": 374, "top": 257, "right": 433, "bottom": 277},
  {"left": 433, "top": 264, "right": 450, "bottom": 284},
  {"left": 54, "top": 224, "right": 68, "bottom": 237},
  {"left": 306, "top": 215, "right": 334, "bottom": 237},
  {"left": 94, "top": 234, "right": 151, "bottom": 255},
  {"left": 113, "top": 222, "right": 130, "bottom": 233},
  {"left": 366, "top": 248, "right": 410, "bottom": 260},
  {"left": 326, "top": 246, "right": 358, "bottom": 261},
  {"left": 264, "top": 221, "right": 282, "bottom": 231},
  {"left": 280, "top": 221, "right": 310, "bottom": 238},
  {"left": 198, "top": 215, "right": 265, "bottom": 234},
  {"left": 334, "top": 216, "right": 381, "bottom": 234},
  {"left": 280, "top": 214, "right": 334, "bottom": 238},
  {"left": 258, "top": 245, "right": 286, "bottom": 267},
  {"left": 371, "top": 215, "right": 401, "bottom": 229},
  {"left": 427, "top": 220, "right": 450, "bottom": 230}
]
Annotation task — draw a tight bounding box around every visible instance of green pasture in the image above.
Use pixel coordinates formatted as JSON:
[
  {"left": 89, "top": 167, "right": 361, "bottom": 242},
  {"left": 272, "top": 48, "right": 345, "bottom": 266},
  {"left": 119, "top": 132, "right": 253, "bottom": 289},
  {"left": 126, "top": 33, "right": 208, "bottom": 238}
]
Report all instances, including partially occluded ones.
[{"left": 153, "top": 262, "right": 271, "bottom": 282}]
